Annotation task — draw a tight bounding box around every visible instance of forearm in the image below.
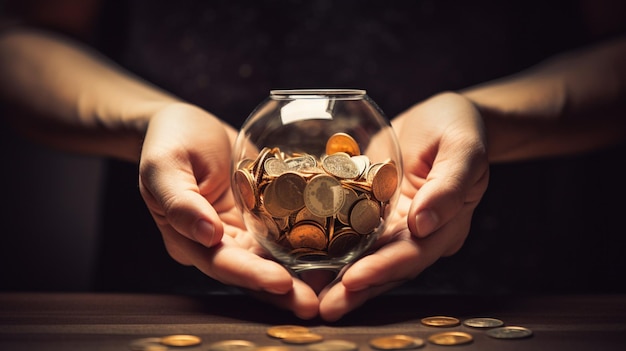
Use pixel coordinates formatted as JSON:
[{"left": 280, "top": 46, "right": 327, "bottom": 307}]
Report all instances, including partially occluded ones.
[
  {"left": 462, "top": 35, "right": 626, "bottom": 162},
  {"left": 0, "top": 27, "right": 180, "bottom": 162}
]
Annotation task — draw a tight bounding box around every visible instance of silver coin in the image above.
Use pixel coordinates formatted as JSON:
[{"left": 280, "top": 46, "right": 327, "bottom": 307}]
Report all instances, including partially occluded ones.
[
  {"left": 264, "top": 157, "right": 288, "bottom": 176},
  {"left": 304, "top": 174, "right": 345, "bottom": 217},
  {"left": 322, "top": 153, "right": 360, "bottom": 179},
  {"left": 462, "top": 317, "right": 505, "bottom": 328},
  {"left": 486, "top": 326, "right": 533, "bottom": 339}
]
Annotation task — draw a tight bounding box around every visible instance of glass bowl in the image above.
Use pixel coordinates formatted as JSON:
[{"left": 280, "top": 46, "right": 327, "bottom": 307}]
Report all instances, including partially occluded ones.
[{"left": 231, "top": 89, "right": 402, "bottom": 273}]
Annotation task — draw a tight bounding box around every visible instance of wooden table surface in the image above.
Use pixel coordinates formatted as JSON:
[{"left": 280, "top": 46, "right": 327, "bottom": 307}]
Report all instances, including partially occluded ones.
[{"left": 1, "top": 292, "right": 625, "bottom": 351}]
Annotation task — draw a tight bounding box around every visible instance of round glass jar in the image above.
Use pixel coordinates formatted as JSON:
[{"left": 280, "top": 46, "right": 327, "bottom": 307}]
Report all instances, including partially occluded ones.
[{"left": 231, "top": 89, "right": 402, "bottom": 273}]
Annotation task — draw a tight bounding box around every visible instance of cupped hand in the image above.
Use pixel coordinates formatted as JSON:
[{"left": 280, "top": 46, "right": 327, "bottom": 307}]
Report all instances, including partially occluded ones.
[
  {"left": 318, "top": 92, "right": 490, "bottom": 321},
  {"left": 138, "top": 102, "right": 319, "bottom": 319}
]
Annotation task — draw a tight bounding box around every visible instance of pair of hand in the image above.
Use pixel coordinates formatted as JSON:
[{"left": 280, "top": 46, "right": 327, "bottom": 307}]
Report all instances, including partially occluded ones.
[{"left": 138, "top": 92, "right": 489, "bottom": 321}]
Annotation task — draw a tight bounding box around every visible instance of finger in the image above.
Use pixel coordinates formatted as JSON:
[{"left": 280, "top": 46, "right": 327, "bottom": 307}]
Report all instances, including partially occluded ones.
[
  {"left": 407, "top": 153, "right": 488, "bottom": 237},
  {"left": 318, "top": 278, "right": 403, "bottom": 322},
  {"left": 299, "top": 270, "right": 338, "bottom": 295},
  {"left": 140, "top": 173, "right": 225, "bottom": 248},
  {"left": 341, "top": 230, "right": 426, "bottom": 291},
  {"left": 347, "top": 205, "right": 475, "bottom": 289},
  {"left": 247, "top": 279, "right": 320, "bottom": 320},
  {"left": 319, "top": 219, "right": 472, "bottom": 321},
  {"left": 161, "top": 227, "right": 294, "bottom": 294},
  {"left": 139, "top": 108, "right": 233, "bottom": 248}
]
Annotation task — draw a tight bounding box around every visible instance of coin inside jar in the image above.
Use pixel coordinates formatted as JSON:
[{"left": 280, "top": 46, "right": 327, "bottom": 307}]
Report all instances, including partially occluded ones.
[
  {"left": 328, "top": 228, "right": 361, "bottom": 257},
  {"left": 273, "top": 172, "right": 307, "bottom": 211},
  {"left": 370, "top": 162, "right": 398, "bottom": 202},
  {"left": 322, "top": 153, "right": 361, "bottom": 179},
  {"left": 287, "top": 221, "right": 328, "bottom": 250},
  {"left": 349, "top": 198, "right": 381, "bottom": 234},
  {"left": 232, "top": 132, "right": 400, "bottom": 265},
  {"left": 233, "top": 169, "right": 257, "bottom": 211},
  {"left": 326, "top": 132, "right": 361, "bottom": 156},
  {"left": 304, "top": 174, "right": 345, "bottom": 218}
]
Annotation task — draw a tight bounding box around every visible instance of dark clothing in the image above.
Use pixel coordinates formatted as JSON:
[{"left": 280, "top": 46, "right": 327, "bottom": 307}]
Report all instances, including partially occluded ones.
[{"left": 92, "top": 0, "right": 626, "bottom": 295}]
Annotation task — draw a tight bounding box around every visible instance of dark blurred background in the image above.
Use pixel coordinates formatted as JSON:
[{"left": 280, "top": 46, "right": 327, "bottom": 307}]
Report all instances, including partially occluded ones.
[{"left": 1, "top": 0, "right": 625, "bottom": 294}]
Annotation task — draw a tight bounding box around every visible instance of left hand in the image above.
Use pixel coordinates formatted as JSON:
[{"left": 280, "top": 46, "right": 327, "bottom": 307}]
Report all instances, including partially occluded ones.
[{"left": 317, "top": 92, "right": 490, "bottom": 321}]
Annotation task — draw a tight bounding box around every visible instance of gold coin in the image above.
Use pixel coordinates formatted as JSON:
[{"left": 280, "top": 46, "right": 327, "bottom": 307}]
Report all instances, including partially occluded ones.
[
  {"left": 370, "top": 162, "right": 398, "bottom": 202},
  {"left": 427, "top": 332, "right": 473, "bottom": 346},
  {"left": 295, "top": 206, "right": 327, "bottom": 227},
  {"left": 160, "top": 334, "right": 202, "bottom": 347},
  {"left": 281, "top": 332, "right": 324, "bottom": 344},
  {"left": 129, "top": 337, "right": 167, "bottom": 351},
  {"left": 328, "top": 228, "right": 361, "bottom": 257},
  {"left": 287, "top": 221, "right": 328, "bottom": 250},
  {"left": 266, "top": 325, "right": 311, "bottom": 339},
  {"left": 273, "top": 172, "right": 307, "bottom": 211},
  {"left": 256, "top": 346, "right": 293, "bottom": 351},
  {"left": 307, "top": 339, "right": 359, "bottom": 351},
  {"left": 462, "top": 317, "right": 504, "bottom": 328},
  {"left": 485, "top": 326, "right": 533, "bottom": 339},
  {"left": 252, "top": 147, "right": 274, "bottom": 183},
  {"left": 304, "top": 174, "right": 345, "bottom": 217},
  {"left": 262, "top": 181, "right": 292, "bottom": 218},
  {"left": 326, "top": 132, "right": 361, "bottom": 156},
  {"left": 237, "top": 158, "right": 254, "bottom": 170},
  {"left": 206, "top": 339, "right": 257, "bottom": 351},
  {"left": 349, "top": 198, "right": 381, "bottom": 234},
  {"left": 369, "top": 334, "right": 425, "bottom": 350},
  {"left": 233, "top": 169, "right": 257, "bottom": 211},
  {"left": 420, "top": 316, "right": 461, "bottom": 327},
  {"left": 337, "top": 187, "right": 358, "bottom": 225}
]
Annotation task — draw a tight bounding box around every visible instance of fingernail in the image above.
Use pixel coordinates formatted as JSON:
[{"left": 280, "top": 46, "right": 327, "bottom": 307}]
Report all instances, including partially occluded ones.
[
  {"left": 194, "top": 219, "right": 215, "bottom": 245},
  {"left": 415, "top": 210, "right": 438, "bottom": 236}
]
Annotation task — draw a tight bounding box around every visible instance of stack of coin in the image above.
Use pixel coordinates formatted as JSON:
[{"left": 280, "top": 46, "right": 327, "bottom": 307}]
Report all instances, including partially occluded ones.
[{"left": 233, "top": 132, "right": 399, "bottom": 262}]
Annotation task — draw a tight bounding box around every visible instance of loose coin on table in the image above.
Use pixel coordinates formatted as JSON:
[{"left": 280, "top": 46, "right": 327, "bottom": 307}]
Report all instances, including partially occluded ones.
[
  {"left": 266, "top": 325, "right": 311, "bottom": 339},
  {"left": 129, "top": 337, "right": 168, "bottom": 351},
  {"left": 307, "top": 339, "right": 359, "bottom": 351},
  {"left": 462, "top": 317, "right": 505, "bottom": 328},
  {"left": 369, "top": 334, "right": 425, "bottom": 350},
  {"left": 427, "top": 332, "right": 473, "bottom": 346},
  {"left": 256, "top": 347, "right": 293, "bottom": 351},
  {"left": 486, "top": 326, "right": 533, "bottom": 339},
  {"left": 281, "top": 332, "right": 324, "bottom": 345},
  {"left": 206, "top": 339, "right": 257, "bottom": 351},
  {"left": 420, "top": 316, "right": 461, "bottom": 327},
  {"left": 160, "top": 334, "right": 202, "bottom": 347}
]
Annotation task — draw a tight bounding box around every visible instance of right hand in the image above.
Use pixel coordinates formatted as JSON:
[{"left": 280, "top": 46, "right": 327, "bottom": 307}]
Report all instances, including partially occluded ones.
[{"left": 138, "top": 102, "right": 320, "bottom": 319}]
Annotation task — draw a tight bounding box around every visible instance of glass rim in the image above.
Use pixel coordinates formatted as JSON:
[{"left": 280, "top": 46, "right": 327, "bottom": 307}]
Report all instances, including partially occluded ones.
[{"left": 270, "top": 89, "right": 367, "bottom": 97}]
